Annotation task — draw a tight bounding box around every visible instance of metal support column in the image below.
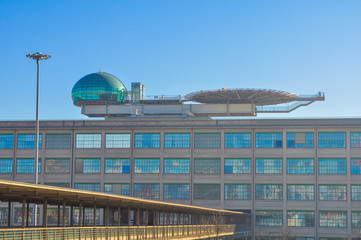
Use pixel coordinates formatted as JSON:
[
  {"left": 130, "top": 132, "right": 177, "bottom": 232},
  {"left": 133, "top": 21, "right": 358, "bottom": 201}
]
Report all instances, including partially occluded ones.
[
  {"left": 93, "top": 204, "right": 96, "bottom": 226},
  {"left": 21, "top": 199, "right": 26, "bottom": 228},
  {"left": 43, "top": 199, "right": 48, "bottom": 227},
  {"left": 7, "top": 201, "right": 11, "bottom": 227},
  {"left": 79, "top": 203, "right": 83, "bottom": 227},
  {"left": 70, "top": 205, "right": 73, "bottom": 227},
  {"left": 62, "top": 202, "right": 66, "bottom": 227},
  {"left": 57, "top": 204, "right": 60, "bottom": 227},
  {"left": 26, "top": 202, "right": 30, "bottom": 227}
]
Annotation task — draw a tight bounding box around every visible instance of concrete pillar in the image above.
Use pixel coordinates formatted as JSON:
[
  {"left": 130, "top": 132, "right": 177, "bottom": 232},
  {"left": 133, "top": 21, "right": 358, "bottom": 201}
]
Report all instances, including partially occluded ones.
[
  {"left": 26, "top": 202, "right": 30, "bottom": 227},
  {"left": 21, "top": 199, "right": 26, "bottom": 228},
  {"left": 62, "top": 202, "right": 66, "bottom": 227},
  {"left": 93, "top": 204, "right": 96, "bottom": 226},
  {"left": 42, "top": 199, "right": 48, "bottom": 227},
  {"left": 106, "top": 205, "right": 110, "bottom": 226}
]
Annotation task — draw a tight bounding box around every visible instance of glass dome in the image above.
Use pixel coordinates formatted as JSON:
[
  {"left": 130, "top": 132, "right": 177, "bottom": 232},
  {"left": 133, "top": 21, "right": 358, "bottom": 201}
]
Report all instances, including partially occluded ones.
[{"left": 72, "top": 72, "right": 127, "bottom": 106}]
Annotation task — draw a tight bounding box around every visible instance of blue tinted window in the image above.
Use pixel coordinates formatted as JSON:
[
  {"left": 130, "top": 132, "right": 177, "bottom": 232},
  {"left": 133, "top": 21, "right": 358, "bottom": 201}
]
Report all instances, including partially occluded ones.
[
  {"left": 134, "top": 133, "right": 160, "bottom": 148},
  {"left": 194, "top": 184, "right": 220, "bottom": 200},
  {"left": 256, "top": 159, "right": 282, "bottom": 174},
  {"left": 287, "top": 132, "right": 314, "bottom": 148},
  {"left": 163, "top": 184, "right": 190, "bottom": 199},
  {"left": 164, "top": 133, "right": 190, "bottom": 148},
  {"left": 287, "top": 159, "right": 314, "bottom": 174},
  {"left": 256, "top": 133, "right": 282, "bottom": 148},
  {"left": 194, "top": 158, "right": 220, "bottom": 174},
  {"left": 75, "top": 183, "right": 100, "bottom": 192},
  {"left": 319, "top": 211, "right": 347, "bottom": 228},
  {"left": 287, "top": 184, "right": 314, "bottom": 201},
  {"left": 351, "top": 132, "right": 361, "bottom": 148},
  {"left": 133, "top": 184, "right": 159, "bottom": 199},
  {"left": 46, "top": 134, "right": 71, "bottom": 149},
  {"left": 255, "top": 184, "right": 282, "bottom": 200},
  {"left": 16, "top": 159, "right": 41, "bottom": 174},
  {"left": 352, "top": 212, "right": 361, "bottom": 228},
  {"left": 104, "top": 159, "right": 130, "bottom": 174},
  {"left": 319, "top": 185, "right": 346, "bottom": 201},
  {"left": 224, "top": 158, "right": 251, "bottom": 174},
  {"left": 319, "top": 159, "right": 346, "bottom": 174},
  {"left": 76, "top": 133, "right": 101, "bottom": 149},
  {"left": 224, "top": 184, "right": 251, "bottom": 200},
  {"left": 17, "top": 134, "right": 42, "bottom": 149},
  {"left": 194, "top": 133, "right": 221, "bottom": 149},
  {"left": 351, "top": 185, "right": 361, "bottom": 201},
  {"left": 256, "top": 210, "right": 283, "bottom": 226},
  {"left": 351, "top": 159, "right": 361, "bottom": 174},
  {"left": 0, "top": 134, "right": 13, "bottom": 149},
  {"left": 104, "top": 183, "right": 130, "bottom": 196},
  {"left": 105, "top": 133, "right": 130, "bottom": 148},
  {"left": 225, "top": 133, "right": 251, "bottom": 148},
  {"left": 287, "top": 211, "right": 315, "bottom": 227},
  {"left": 134, "top": 159, "right": 160, "bottom": 173},
  {"left": 75, "top": 158, "right": 101, "bottom": 173},
  {"left": 0, "top": 159, "right": 12, "bottom": 173},
  {"left": 318, "top": 132, "right": 346, "bottom": 148},
  {"left": 164, "top": 159, "right": 189, "bottom": 174}
]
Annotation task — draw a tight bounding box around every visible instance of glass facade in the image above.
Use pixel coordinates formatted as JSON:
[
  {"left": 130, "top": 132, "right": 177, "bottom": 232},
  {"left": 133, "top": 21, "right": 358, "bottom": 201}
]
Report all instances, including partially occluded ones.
[
  {"left": 319, "top": 159, "right": 346, "bottom": 174},
  {"left": 104, "top": 183, "right": 130, "bottom": 196},
  {"left": 0, "top": 134, "right": 13, "bottom": 148},
  {"left": 163, "top": 184, "right": 190, "bottom": 199},
  {"left": 351, "top": 185, "right": 361, "bottom": 201},
  {"left": 225, "top": 132, "right": 251, "bottom": 148},
  {"left": 194, "top": 158, "right": 220, "bottom": 174},
  {"left": 133, "top": 183, "right": 160, "bottom": 199},
  {"left": 74, "top": 183, "right": 100, "bottom": 192},
  {"left": 75, "top": 158, "right": 101, "bottom": 173},
  {"left": 45, "top": 158, "right": 70, "bottom": 174},
  {"left": 134, "top": 159, "right": 160, "bottom": 173},
  {"left": 224, "top": 184, "right": 251, "bottom": 200},
  {"left": 319, "top": 185, "right": 347, "bottom": 201},
  {"left": 351, "top": 132, "right": 361, "bottom": 148},
  {"left": 256, "top": 132, "right": 282, "bottom": 148},
  {"left": 104, "top": 158, "right": 130, "bottom": 174},
  {"left": 76, "top": 133, "right": 101, "bottom": 149},
  {"left": 255, "top": 184, "right": 283, "bottom": 200},
  {"left": 194, "top": 184, "right": 220, "bottom": 200},
  {"left": 319, "top": 211, "right": 347, "bottom": 228},
  {"left": 164, "top": 133, "right": 190, "bottom": 148},
  {"left": 194, "top": 133, "right": 221, "bottom": 149},
  {"left": 256, "top": 210, "right": 283, "bottom": 226},
  {"left": 287, "top": 158, "right": 314, "bottom": 174},
  {"left": 287, "top": 132, "right": 314, "bottom": 148},
  {"left": 17, "top": 134, "right": 42, "bottom": 149},
  {"left": 134, "top": 133, "right": 160, "bottom": 148},
  {"left": 351, "top": 211, "right": 361, "bottom": 228},
  {"left": 105, "top": 133, "right": 131, "bottom": 148},
  {"left": 256, "top": 158, "right": 282, "bottom": 174},
  {"left": 16, "top": 159, "right": 41, "bottom": 174},
  {"left": 351, "top": 158, "right": 361, "bottom": 174},
  {"left": 224, "top": 158, "right": 251, "bottom": 174},
  {"left": 46, "top": 134, "right": 71, "bottom": 149},
  {"left": 164, "top": 158, "right": 189, "bottom": 174},
  {"left": 318, "top": 132, "right": 346, "bottom": 148},
  {"left": 0, "top": 159, "right": 12, "bottom": 173},
  {"left": 287, "top": 184, "right": 314, "bottom": 201},
  {"left": 287, "top": 210, "right": 315, "bottom": 227}
]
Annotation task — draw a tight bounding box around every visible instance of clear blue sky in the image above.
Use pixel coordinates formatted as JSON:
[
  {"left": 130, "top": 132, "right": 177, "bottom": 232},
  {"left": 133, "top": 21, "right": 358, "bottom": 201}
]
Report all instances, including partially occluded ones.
[{"left": 0, "top": 0, "right": 360, "bottom": 120}]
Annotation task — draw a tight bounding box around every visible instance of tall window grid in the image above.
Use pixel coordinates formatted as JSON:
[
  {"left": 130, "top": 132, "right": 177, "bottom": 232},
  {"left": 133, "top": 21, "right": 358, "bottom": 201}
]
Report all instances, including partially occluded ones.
[
  {"left": 194, "top": 133, "right": 221, "bottom": 149},
  {"left": 134, "top": 133, "right": 160, "bottom": 148},
  {"left": 104, "top": 183, "right": 130, "bottom": 196},
  {"left": 46, "top": 134, "right": 71, "bottom": 149},
  {"left": 255, "top": 184, "right": 282, "bottom": 200},
  {"left": 319, "top": 185, "right": 347, "bottom": 201},
  {"left": 351, "top": 132, "right": 361, "bottom": 148},
  {"left": 17, "top": 134, "right": 42, "bottom": 149},
  {"left": 225, "top": 158, "right": 251, "bottom": 174},
  {"left": 287, "top": 159, "right": 314, "bottom": 174},
  {"left": 319, "top": 159, "right": 346, "bottom": 174},
  {"left": 163, "top": 184, "right": 190, "bottom": 199},
  {"left": 351, "top": 185, "right": 361, "bottom": 201},
  {"left": 16, "top": 159, "right": 41, "bottom": 174},
  {"left": 225, "top": 132, "right": 251, "bottom": 148},
  {"left": 164, "top": 159, "right": 189, "bottom": 174},
  {"left": 224, "top": 184, "right": 251, "bottom": 200},
  {"left": 351, "top": 211, "right": 361, "bottom": 228},
  {"left": 164, "top": 133, "right": 190, "bottom": 148},
  {"left": 255, "top": 132, "right": 282, "bottom": 148},
  {"left": 351, "top": 158, "right": 361, "bottom": 174},
  {"left": 194, "top": 158, "right": 220, "bottom": 174},
  {"left": 133, "top": 183, "right": 160, "bottom": 199},
  {"left": 256, "top": 210, "right": 283, "bottom": 226},
  {"left": 256, "top": 159, "right": 282, "bottom": 174},
  {"left": 318, "top": 132, "right": 346, "bottom": 148},
  {"left": 0, "top": 134, "right": 13, "bottom": 149},
  {"left": 105, "top": 133, "right": 131, "bottom": 148},
  {"left": 0, "top": 159, "right": 12, "bottom": 173},
  {"left": 287, "top": 184, "right": 314, "bottom": 201},
  {"left": 45, "top": 158, "right": 70, "bottom": 174},
  {"left": 287, "top": 210, "right": 315, "bottom": 227},
  {"left": 193, "top": 184, "right": 220, "bottom": 200},
  {"left": 134, "top": 159, "right": 160, "bottom": 174},
  {"left": 287, "top": 132, "right": 314, "bottom": 148},
  {"left": 74, "top": 183, "right": 100, "bottom": 192},
  {"left": 104, "top": 159, "right": 130, "bottom": 174},
  {"left": 319, "top": 211, "right": 347, "bottom": 228},
  {"left": 76, "top": 133, "right": 101, "bottom": 149},
  {"left": 75, "top": 158, "right": 101, "bottom": 173}
]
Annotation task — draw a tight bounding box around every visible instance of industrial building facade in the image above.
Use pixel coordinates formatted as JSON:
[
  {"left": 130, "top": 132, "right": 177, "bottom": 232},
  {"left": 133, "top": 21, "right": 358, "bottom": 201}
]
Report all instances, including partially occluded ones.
[{"left": 1, "top": 118, "right": 361, "bottom": 239}]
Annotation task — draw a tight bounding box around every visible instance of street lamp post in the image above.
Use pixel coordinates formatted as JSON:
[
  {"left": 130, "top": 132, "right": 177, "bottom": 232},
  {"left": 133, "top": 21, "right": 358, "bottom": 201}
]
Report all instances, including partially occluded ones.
[{"left": 26, "top": 52, "right": 51, "bottom": 226}]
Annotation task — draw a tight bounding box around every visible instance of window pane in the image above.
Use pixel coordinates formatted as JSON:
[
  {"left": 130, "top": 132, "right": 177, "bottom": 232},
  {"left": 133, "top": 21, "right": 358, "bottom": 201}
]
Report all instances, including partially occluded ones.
[
  {"left": 351, "top": 185, "right": 361, "bottom": 201},
  {"left": 318, "top": 132, "right": 346, "bottom": 148},
  {"left": 194, "top": 158, "right": 220, "bottom": 174},
  {"left": 163, "top": 184, "right": 190, "bottom": 199},
  {"left": 287, "top": 159, "right": 314, "bottom": 174},
  {"left": 17, "top": 134, "right": 42, "bottom": 149},
  {"left": 319, "top": 159, "right": 346, "bottom": 174},
  {"left": 256, "top": 210, "right": 283, "bottom": 226},
  {"left": 104, "top": 183, "right": 130, "bottom": 196},
  {"left": 0, "top": 208, "right": 8, "bottom": 224},
  {"left": 134, "top": 159, "right": 160, "bottom": 173},
  {"left": 352, "top": 211, "right": 361, "bottom": 228},
  {"left": 164, "top": 159, "right": 190, "bottom": 174},
  {"left": 75, "top": 158, "right": 101, "bottom": 173},
  {"left": 76, "top": 133, "right": 101, "bottom": 148},
  {"left": 134, "top": 133, "right": 160, "bottom": 148},
  {"left": 0, "top": 159, "right": 12, "bottom": 173},
  {"left": 74, "top": 183, "right": 100, "bottom": 192},
  {"left": 0, "top": 134, "right": 13, "bottom": 149},
  {"left": 104, "top": 159, "right": 130, "bottom": 173},
  {"left": 319, "top": 211, "right": 347, "bottom": 228},
  {"left": 164, "top": 133, "right": 190, "bottom": 148},
  {"left": 225, "top": 133, "right": 251, "bottom": 148},
  {"left": 194, "top": 184, "right": 220, "bottom": 200},
  {"left": 225, "top": 158, "right": 251, "bottom": 174},
  {"left": 44, "top": 183, "right": 70, "bottom": 188},
  {"left": 194, "top": 133, "right": 220, "bottom": 149},
  {"left": 46, "top": 134, "right": 71, "bottom": 149},
  {"left": 16, "top": 159, "right": 41, "bottom": 174},
  {"left": 351, "top": 132, "right": 361, "bottom": 148},
  {"left": 224, "top": 184, "right": 251, "bottom": 200},
  {"left": 45, "top": 158, "right": 70, "bottom": 174},
  {"left": 287, "top": 210, "right": 315, "bottom": 227},
  {"left": 319, "top": 185, "right": 347, "bottom": 201},
  {"left": 287, "top": 184, "right": 314, "bottom": 201},
  {"left": 351, "top": 159, "right": 361, "bottom": 174},
  {"left": 256, "top": 159, "right": 282, "bottom": 174},
  {"left": 133, "top": 184, "right": 159, "bottom": 199},
  {"left": 255, "top": 184, "right": 282, "bottom": 200},
  {"left": 105, "top": 133, "right": 130, "bottom": 148},
  {"left": 256, "top": 133, "right": 282, "bottom": 148},
  {"left": 287, "top": 132, "right": 314, "bottom": 148}
]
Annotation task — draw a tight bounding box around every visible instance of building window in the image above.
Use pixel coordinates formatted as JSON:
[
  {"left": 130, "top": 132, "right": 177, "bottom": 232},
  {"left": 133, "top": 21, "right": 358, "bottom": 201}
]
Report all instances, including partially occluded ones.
[
  {"left": 0, "top": 134, "right": 13, "bottom": 149},
  {"left": 319, "top": 158, "right": 346, "bottom": 174},
  {"left": 287, "top": 184, "right": 314, "bottom": 201},
  {"left": 0, "top": 159, "right": 12, "bottom": 173},
  {"left": 104, "top": 183, "right": 130, "bottom": 196},
  {"left": 46, "top": 134, "right": 71, "bottom": 149},
  {"left": 16, "top": 159, "right": 41, "bottom": 174},
  {"left": 47, "top": 208, "right": 70, "bottom": 225},
  {"left": 104, "top": 159, "right": 130, "bottom": 174},
  {"left": 287, "top": 132, "right": 314, "bottom": 148},
  {"left": 76, "top": 133, "right": 101, "bottom": 149},
  {"left": 351, "top": 185, "right": 361, "bottom": 201},
  {"left": 194, "top": 184, "right": 220, "bottom": 200},
  {"left": 287, "top": 159, "right": 314, "bottom": 174},
  {"left": 224, "top": 184, "right": 251, "bottom": 200},
  {"left": 74, "top": 183, "right": 100, "bottom": 192},
  {"left": 105, "top": 133, "right": 130, "bottom": 148},
  {"left": 74, "top": 208, "right": 100, "bottom": 225},
  {"left": 164, "top": 159, "right": 190, "bottom": 174},
  {"left": 75, "top": 158, "right": 101, "bottom": 173},
  {"left": 225, "top": 133, "right": 251, "bottom": 148},
  {"left": 256, "top": 159, "right": 282, "bottom": 174},
  {"left": 14, "top": 207, "right": 39, "bottom": 224},
  {"left": 351, "top": 159, "right": 361, "bottom": 174},
  {"left": 351, "top": 132, "right": 361, "bottom": 148},
  {"left": 225, "top": 158, "right": 251, "bottom": 174},
  {"left": 134, "top": 159, "right": 160, "bottom": 174},
  {"left": 134, "top": 133, "right": 160, "bottom": 148},
  {"left": 194, "top": 133, "right": 221, "bottom": 149},
  {"left": 164, "top": 133, "right": 190, "bottom": 148},
  {"left": 319, "top": 211, "right": 347, "bottom": 228},
  {"left": 133, "top": 183, "right": 160, "bottom": 199},
  {"left": 287, "top": 210, "right": 315, "bottom": 227},
  {"left": 256, "top": 210, "right": 283, "bottom": 227},
  {"left": 44, "top": 183, "right": 70, "bottom": 188},
  {"left": 256, "top": 132, "right": 282, "bottom": 148},
  {"left": 194, "top": 158, "right": 220, "bottom": 174},
  {"left": 0, "top": 208, "right": 8, "bottom": 224},
  {"left": 256, "top": 184, "right": 282, "bottom": 200},
  {"left": 351, "top": 211, "right": 361, "bottom": 228},
  {"left": 45, "top": 158, "right": 70, "bottom": 174},
  {"left": 17, "top": 134, "right": 42, "bottom": 149},
  {"left": 163, "top": 184, "right": 190, "bottom": 199},
  {"left": 318, "top": 132, "right": 346, "bottom": 148},
  {"left": 319, "top": 185, "right": 347, "bottom": 201}
]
